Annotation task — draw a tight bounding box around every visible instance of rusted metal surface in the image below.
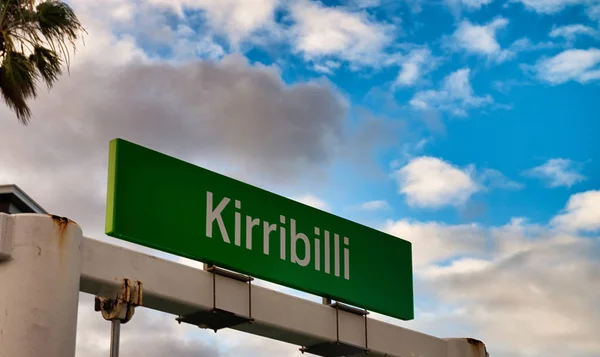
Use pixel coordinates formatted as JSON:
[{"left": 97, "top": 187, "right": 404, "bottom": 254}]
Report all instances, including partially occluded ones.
[
  {"left": 49, "top": 215, "right": 80, "bottom": 267},
  {"left": 95, "top": 278, "right": 143, "bottom": 323},
  {"left": 467, "top": 338, "right": 489, "bottom": 356},
  {"left": 50, "top": 215, "right": 73, "bottom": 248},
  {"left": 94, "top": 279, "right": 142, "bottom": 357}
]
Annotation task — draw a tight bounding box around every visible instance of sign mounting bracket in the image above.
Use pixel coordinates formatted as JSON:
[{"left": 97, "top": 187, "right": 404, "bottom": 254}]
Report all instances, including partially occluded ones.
[
  {"left": 300, "top": 299, "right": 370, "bottom": 357},
  {"left": 176, "top": 264, "right": 254, "bottom": 332}
]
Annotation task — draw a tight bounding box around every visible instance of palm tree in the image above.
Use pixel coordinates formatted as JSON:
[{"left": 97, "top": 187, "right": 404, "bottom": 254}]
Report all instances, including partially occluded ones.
[{"left": 0, "top": 0, "right": 86, "bottom": 125}]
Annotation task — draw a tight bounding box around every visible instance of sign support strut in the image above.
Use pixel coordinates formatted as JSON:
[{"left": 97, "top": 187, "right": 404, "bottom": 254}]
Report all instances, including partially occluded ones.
[
  {"left": 300, "top": 299, "right": 370, "bottom": 357},
  {"left": 176, "top": 264, "right": 254, "bottom": 332}
]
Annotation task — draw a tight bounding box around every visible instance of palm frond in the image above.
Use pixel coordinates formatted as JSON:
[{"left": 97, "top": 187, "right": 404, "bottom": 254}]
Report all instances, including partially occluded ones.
[
  {"left": 36, "top": 1, "right": 81, "bottom": 40},
  {"left": 0, "top": 0, "right": 86, "bottom": 125},
  {"left": 0, "top": 50, "right": 38, "bottom": 124},
  {"left": 29, "top": 45, "right": 60, "bottom": 87},
  {"left": 35, "top": 0, "right": 85, "bottom": 67}
]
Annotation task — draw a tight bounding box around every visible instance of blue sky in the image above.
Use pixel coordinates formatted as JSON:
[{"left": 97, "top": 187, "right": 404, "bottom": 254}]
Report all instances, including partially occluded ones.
[
  {"left": 157, "top": 0, "right": 600, "bottom": 229},
  {"left": 1, "top": 0, "right": 600, "bottom": 356}
]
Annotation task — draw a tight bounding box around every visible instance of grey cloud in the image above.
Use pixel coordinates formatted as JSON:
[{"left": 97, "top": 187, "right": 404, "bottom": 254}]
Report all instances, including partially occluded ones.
[
  {"left": 340, "top": 108, "right": 407, "bottom": 179},
  {"left": 363, "top": 86, "right": 447, "bottom": 139},
  {"left": 0, "top": 53, "right": 350, "bottom": 235},
  {"left": 457, "top": 200, "right": 488, "bottom": 222}
]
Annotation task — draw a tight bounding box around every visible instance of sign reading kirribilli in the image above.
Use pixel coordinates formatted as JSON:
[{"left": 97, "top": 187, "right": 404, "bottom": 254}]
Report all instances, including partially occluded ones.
[{"left": 105, "top": 138, "right": 414, "bottom": 320}]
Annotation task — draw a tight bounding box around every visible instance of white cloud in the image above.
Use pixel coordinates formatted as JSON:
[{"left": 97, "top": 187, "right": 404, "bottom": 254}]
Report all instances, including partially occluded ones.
[
  {"left": 479, "top": 168, "right": 524, "bottom": 190},
  {"left": 588, "top": 3, "right": 600, "bottom": 21},
  {"left": 525, "top": 158, "right": 587, "bottom": 188},
  {"left": 489, "top": 217, "right": 569, "bottom": 258},
  {"left": 313, "top": 60, "right": 342, "bottom": 74},
  {"left": 67, "top": 0, "right": 149, "bottom": 67},
  {"left": 70, "top": 0, "right": 228, "bottom": 65},
  {"left": 492, "top": 78, "right": 533, "bottom": 94},
  {"left": 153, "top": 24, "right": 225, "bottom": 62},
  {"left": 392, "top": 156, "right": 480, "bottom": 208},
  {"left": 359, "top": 200, "right": 391, "bottom": 211},
  {"left": 511, "top": 0, "right": 600, "bottom": 24},
  {"left": 442, "top": 0, "right": 494, "bottom": 20},
  {"left": 291, "top": 194, "right": 330, "bottom": 211},
  {"left": 550, "top": 24, "right": 598, "bottom": 42},
  {"left": 146, "top": 0, "right": 280, "bottom": 47},
  {"left": 532, "top": 48, "right": 600, "bottom": 84},
  {"left": 509, "top": 37, "right": 557, "bottom": 53},
  {"left": 384, "top": 220, "right": 487, "bottom": 268},
  {"left": 416, "top": 216, "right": 600, "bottom": 357},
  {"left": 421, "top": 257, "right": 492, "bottom": 278},
  {"left": 460, "top": 0, "right": 494, "bottom": 8},
  {"left": 384, "top": 191, "right": 600, "bottom": 357},
  {"left": 288, "top": 0, "right": 396, "bottom": 69},
  {"left": 71, "top": 0, "right": 136, "bottom": 23},
  {"left": 551, "top": 190, "right": 600, "bottom": 232},
  {"left": 513, "top": 0, "right": 587, "bottom": 14},
  {"left": 444, "top": 0, "right": 494, "bottom": 14},
  {"left": 395, "top": 48, "right": 437, "bottom": 87},
  {"left": 410, "top": 68, "right": 493, "bottom": 116},
  {"left": 349, "top": 0, "right": 382, "bottom": 8},
  {"left": 392, "top": 156, "right": 522, "bottom": 209},
  {"left": 392, "top": 138, "right": 432, "bottom": 169},
  {"left": 448, "top": 17, "right": 513, "bottom": 63}
]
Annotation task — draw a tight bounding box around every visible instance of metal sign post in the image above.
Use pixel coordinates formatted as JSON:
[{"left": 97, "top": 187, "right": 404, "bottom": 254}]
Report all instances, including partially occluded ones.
[
  {"left": 94, "top": 279, "right": 143, "bottom": 357},
  {"left": 110, "top": 320, "right": 121, "bottom": 357}
]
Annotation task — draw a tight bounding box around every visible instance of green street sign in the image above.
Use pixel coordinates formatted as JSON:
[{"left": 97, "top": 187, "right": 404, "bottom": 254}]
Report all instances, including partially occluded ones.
[{"left": 105, "top": 138, "right": 414, "bottom": 320}]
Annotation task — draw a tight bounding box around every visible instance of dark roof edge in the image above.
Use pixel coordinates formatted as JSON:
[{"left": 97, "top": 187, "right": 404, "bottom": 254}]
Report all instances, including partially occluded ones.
[{"left": 0, "top": 184, "right": 48, "bottom": 214}]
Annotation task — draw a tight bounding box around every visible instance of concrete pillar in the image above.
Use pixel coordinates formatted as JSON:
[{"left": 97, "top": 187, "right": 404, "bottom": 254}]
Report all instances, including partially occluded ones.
[{"left": 0, "top": 213, "right": 83, "bottom": 357}]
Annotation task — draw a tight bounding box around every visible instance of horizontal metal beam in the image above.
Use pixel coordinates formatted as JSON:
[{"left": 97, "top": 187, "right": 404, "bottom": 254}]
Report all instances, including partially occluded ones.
[{"left": 80, "top": 237, "right": 488, "bottom": 357}]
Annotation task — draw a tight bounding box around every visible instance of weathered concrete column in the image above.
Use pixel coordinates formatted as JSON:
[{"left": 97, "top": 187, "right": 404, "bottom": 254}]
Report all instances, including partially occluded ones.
[{"left": 0, "top": 213, "right": 83, "bottom": 357}]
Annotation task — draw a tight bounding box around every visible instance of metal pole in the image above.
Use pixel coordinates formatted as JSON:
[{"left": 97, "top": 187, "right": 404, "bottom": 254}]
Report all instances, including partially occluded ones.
[
  {"left": 110, "top": 320, "right": 121, "bottom": 357},
  {"left": 0, "top": 213, "right": 83, "bottom": 357}
]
